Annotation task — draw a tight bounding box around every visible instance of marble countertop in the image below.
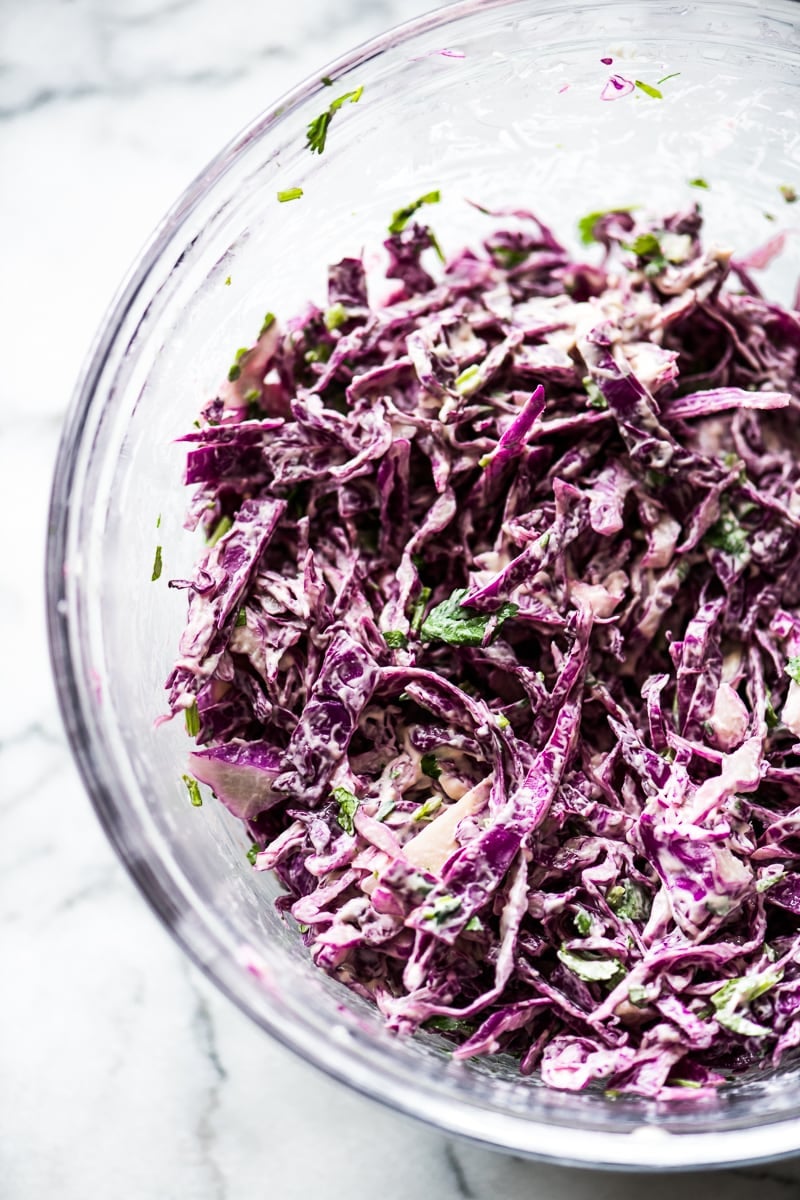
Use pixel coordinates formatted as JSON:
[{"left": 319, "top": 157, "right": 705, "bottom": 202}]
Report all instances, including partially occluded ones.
[{"left": 4, "top": 1, "right": 800, "bottom": 1195}]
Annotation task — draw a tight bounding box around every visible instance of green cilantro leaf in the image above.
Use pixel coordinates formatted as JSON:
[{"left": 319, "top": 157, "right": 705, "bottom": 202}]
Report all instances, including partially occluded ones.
[
  {"left": 246, "top": 843, "right": 260, "bottom": 866},
  {"left": 388, "top": 190, "right": 441, "bottom": 235},
  {"left": 786, "top": 656, "right": 800, "bottom": 685},
  {"left": 383, "top": 630, "right": 409, "bottom": 649},
  {"left": 425, "top": 1015, "right": 475, "bottom": 1032},
  {"left": 779, "top": 184, "right": 797, "bottom": 204},
  {"left": 689, "top": 177, "right": 710, "bottom": 189},
  {"left": 635, "top": 79, "right": 663, "bottom": 99},
  {"left": 577, "top": 206, "right": 636, "bottom": 246},
  {"left": 574, "top": 908, "right": 593, "bottom": 936},
  {"left": 259, "top": 312, "right": 276, "bottom": 337},
  {"left": 324, "top": 302, "right": 348, "bottom": 331},
  {"left": 420, "top": 588, "right": 518, "bottom": 647},
  {"left": 465, "top": 915, "right": 483, "bottom": 932},
  {"left": 277, "top": 187, "right": 303, "bottom": 203},
  {"left": 488, "top": 245, "right": 531, "bottom": 269},
  {"left": 624, "top": 232, "right": 662, "bottom": 257},
  {"left": 235, "top": 608, "right": 247, "bottom": 628},
  {"left": 182, "top": 774, "right": 203, "bottom": 807},
  {"left": 628, "top": 984, "right": 650, "bottom": 1007},
  {"left": 151, "top": 544, "right": 163, "bottom": 582},
  {"left": 606, "top": 880, "right": 650, "bottom": 921},
  {"left": 420, "top": 753, "right": 442, "bottom": 780},
  {"left": 705, "top": 508, "right": 748, "bottom": 557},
  {"left": 227, "top": 346, "right": 249, "bottom": 382},
  {"left": 304, "top": 343, "right": 332, "bottom": 365},
  {"left": 656, "top": 72, "right": 681, "bottom": 85},
  {"left": 333, "top": 786, "right": 360, "bottom": 835}
]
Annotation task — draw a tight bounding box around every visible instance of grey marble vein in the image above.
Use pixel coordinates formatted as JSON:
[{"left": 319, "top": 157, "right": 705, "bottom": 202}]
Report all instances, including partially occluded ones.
[
  {"left": 445, "top": 1142, "right": 478, "bottom": 1200},
  {"left": 187, "top": 971, "right": 229, "bottom": 1200}
]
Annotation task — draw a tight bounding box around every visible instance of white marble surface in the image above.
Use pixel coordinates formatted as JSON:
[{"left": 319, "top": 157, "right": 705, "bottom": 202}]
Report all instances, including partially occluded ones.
[{"left": 3, "top": 1, "right": 800, "bottom": 1196}]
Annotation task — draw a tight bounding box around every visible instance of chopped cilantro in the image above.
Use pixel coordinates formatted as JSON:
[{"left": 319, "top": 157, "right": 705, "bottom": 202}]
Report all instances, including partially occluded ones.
[
  {"left": 705, "top": 507, "right": 748, "bottom": 557},
  {"left": 207, "top": 514, "right": 233, "bottom": 547},
  {"left": 182, "top": 774, "right": 203, "bottom": 807},
  {"left": 413, "top": 795, "right": 443, "bottom": 822},
  {"left": 304, "top": 343, "right": 332, "bottom": 365},
  {"left": 756, "top": 868, "right": 786, "bottom": 893},
  {"left": 320, "top": 75, "right": 333, "bottom": 86},
  {"left": 227, "top": 346, "right": 249, "bottom": 381},
  {"left": 574, "top": 908, "right": 593, "bottom": 936},
  {"left": 184, "top": 701, "right": 200, "bottom": 738},
  {"left": 305, "top": 86, "right": 364, "bottom": 155},
  {"left": 388, "top": 189, "right": 441, "bottom": 235},
  {"left": 427, "top": 228, "right": 446, "bottom": 263},
  {"left": 383, "top": 630, "right": 408, "bottom": 649},
  {"left": 333, "top": 786, "right": 359, "bottom": 835},
  {"left": 324, "top": 302, "right": 348, "bottom": 331},
  {"left": 454, "top": 363, "right": 480, "bottom": 394},
  {"left": 410, "top": 586, "right": 432, "bottom": 634},
  {"left": 235, "top": 608, "right": 247, "bottom": 628},
  {"left": 711, "top": 969, "right": 782, "bottom": 1038},
  {"left": 607, "top": 880, "right": 650, "bottom": 921},
  {"left": 246, "top": 843, "right": 260, "bottom": 866},
  {"left": 624, "top": 232, "right": 662, "bottom": 257},
  {"left": 151, "top": 544, "right": 163, "bottom": 582},
  {"left": 277, "top": 187, "right": 304, "bottom": 203},
  {"left": 422, "top": 894, "right": 462, "bottom": 924},
  {"left": 656, "top": 72, "right": 681, "bottom": 85},
  {"left": 496, "top": 713, "right": 511, "bottom": 730},
  {"left": 779, "top": 184, "right": 797, "bottom": 204},
  {"left": 583, "top": 375, "right": 608, "bottom": 409},
  {"left": 635, "top": 79, "right": 663, "bottom": 99},
  {"left": 224, "top": 275, "right": 232, "bottom": 286},
  {"left": 376, "top": 798, "right": 397, "bottom": 822},
  {"left": 425, "top": 1015, "right": 474, "bottom": 1032},
  {"left": 765, "top": 696, "right": 779, "bottom": 729},
  {"left": 465, "top": 916, "right": 483, "bottom": 932},
  {"left": 259, "top": 312, "right": 276, "bottom": 337},
  {"left": 786, "top": 656, "right": 800, "bottom": 685},
  {"left": 689, "top": 177, "right": 710, "bottom": 189},
  {"left": 577, "top": 206, "right": 636, "bottom": 246},
  {"left": 420, "top": 753, "right": 442, "bottom": 780},
  {"left": 489, "top": 245, "right": 531, "bottom": 269},
  {"left": 420, "top": 588, "right": 518, "bottom": 647},
  {"left": 628, "top": 984, "right": 650, "bottom": 1008},
  {"left": 156, "top": 513, "right": 162, "bottom": 528}
]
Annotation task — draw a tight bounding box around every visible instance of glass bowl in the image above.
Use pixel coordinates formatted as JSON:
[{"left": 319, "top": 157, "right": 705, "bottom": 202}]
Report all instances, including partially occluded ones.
[{"left": 47, "top": 0, "right": 800, "bottom": 1171}]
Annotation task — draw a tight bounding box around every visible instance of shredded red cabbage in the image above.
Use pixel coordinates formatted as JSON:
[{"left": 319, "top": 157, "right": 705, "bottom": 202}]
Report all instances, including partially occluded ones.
[{"left": 165, "top": 202, "right": 800, "bottom": 1101}]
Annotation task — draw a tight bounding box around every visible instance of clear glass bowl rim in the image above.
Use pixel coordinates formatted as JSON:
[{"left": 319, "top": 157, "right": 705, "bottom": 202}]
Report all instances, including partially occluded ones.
[{"left": 46, "top": 0, "right": 800, "bottom": 1172}]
